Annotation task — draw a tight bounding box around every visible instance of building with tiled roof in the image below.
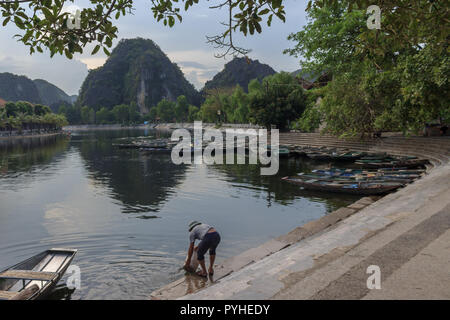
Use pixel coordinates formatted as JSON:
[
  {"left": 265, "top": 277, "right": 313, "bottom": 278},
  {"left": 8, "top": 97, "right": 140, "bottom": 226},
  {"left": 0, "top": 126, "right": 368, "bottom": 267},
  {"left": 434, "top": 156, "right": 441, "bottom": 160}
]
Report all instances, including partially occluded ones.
[{"left": 0, "top": 97, "right": 7, "bottom": 108}]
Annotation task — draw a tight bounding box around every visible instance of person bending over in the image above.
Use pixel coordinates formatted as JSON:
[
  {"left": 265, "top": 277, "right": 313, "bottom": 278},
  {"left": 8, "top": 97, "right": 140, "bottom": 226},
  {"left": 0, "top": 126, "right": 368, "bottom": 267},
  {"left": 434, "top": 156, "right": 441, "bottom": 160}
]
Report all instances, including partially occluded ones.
[{"left": 184, "top": 221, "right": 221, "bottom": 277}]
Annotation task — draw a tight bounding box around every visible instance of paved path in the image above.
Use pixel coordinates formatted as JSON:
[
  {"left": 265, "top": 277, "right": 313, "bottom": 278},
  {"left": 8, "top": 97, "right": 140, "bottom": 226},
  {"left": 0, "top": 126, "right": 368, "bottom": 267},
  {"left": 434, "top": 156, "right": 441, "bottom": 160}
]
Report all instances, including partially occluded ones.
[
  {"left": 181, "top": 163, "right": 450, "bottom": 300},
  {"left": 363, "top": 229, "right": 450, "bottom": 300}
]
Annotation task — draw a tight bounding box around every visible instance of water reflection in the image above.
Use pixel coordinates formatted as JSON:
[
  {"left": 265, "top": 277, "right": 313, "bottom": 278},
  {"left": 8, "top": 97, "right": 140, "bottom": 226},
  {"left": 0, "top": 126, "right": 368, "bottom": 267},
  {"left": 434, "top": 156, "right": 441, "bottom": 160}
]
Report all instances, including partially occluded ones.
[
  {"left": 212, "top": 156, "right": 360, "bottom": 211},
  {"left": 0, "top": 134, "right": 69, "bottom": 180},
  {"left": 72, "top": 130, "right": 187, "bottom": 213},
  {"left": 0, "top": 129, "right": 360, "bottom": 299}
]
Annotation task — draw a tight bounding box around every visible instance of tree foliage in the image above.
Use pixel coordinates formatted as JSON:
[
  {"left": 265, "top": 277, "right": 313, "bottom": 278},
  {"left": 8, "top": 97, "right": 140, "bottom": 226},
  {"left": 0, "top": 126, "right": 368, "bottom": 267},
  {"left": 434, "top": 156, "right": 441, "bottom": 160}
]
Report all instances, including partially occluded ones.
[
  {"left": 249, "top": 72, "right": 306, "bottom": 130},
  {"left": 77, "top": 38, "right": 201, "bottom": 110},
  {"left": 0, "top": 0, "right": 287, "bottom": 58},
  {"left": 153, "top": 99, "right": 176, "bottom": 122},
  {"left": 287, "top": 0, "right": 449, "bottom": 135},
  {"left": 0, "top": 100, "right": 68, "bottom": 132},
  {"left": 202, "top": 57, "right": 276, "bottom": 93},
  {"left": 199, "top": 86, "right": 252, "bottom": 124}
]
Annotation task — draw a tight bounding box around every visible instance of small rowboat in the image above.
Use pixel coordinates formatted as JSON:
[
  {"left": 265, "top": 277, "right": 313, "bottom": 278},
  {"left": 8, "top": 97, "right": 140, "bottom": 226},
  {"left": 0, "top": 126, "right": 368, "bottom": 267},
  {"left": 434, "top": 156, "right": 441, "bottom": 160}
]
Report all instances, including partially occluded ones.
[
  {"left": 278, "top": 147, "right": 290, "bottom": 157},
  {"left": 310, "top": 169, "right": 422, "bottom": 179},
  {"left": 355, "top": 159, "right": 429, "bottom": 169},
  {"left": 297, "top": 173, "right": 414, "bottom": 185},
  {"left": 0, "top": 248, "right": 77, "bottom": 300},
  {"left": 330, "top": 151, "right": 364, "bottom": 161},
  {"left": 114, "top": 139, "right": 170, "bottom": 149},
  {"left": 139, "top": 147, "right": 173, "bottom": 154},
  {"left": 282, "top": 176, "right": 402, "bottom": 195},
  {"left": 307, "top": 153, "right": 333, "bottom": 161},
  {"left": 256, "top": 145, "right": 291, "bottom": 157},
  {"left": 311, "top": 168, "right": 425, "bottom": 175}
]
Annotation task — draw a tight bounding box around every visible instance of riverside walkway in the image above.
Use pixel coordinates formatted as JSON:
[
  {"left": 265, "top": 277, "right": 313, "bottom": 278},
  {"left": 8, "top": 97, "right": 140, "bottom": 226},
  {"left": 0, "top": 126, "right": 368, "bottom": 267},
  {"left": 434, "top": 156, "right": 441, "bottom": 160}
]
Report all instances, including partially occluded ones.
[{"left": 151, "top": 133, "right": 450, "bottom": 300}]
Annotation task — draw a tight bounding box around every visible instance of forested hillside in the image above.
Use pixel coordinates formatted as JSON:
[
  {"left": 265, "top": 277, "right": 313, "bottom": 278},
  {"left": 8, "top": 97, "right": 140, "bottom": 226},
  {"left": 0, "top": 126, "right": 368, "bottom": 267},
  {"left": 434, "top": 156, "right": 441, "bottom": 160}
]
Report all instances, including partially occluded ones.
[
  {"left": 0, "top": 73, "right": 42, "bottom": 104},
  {"left": 202, "top": 57, "right": 276, "bottom": 93},
  {"left": 77, "top": 38, "right": 202, "bottom": 113}
]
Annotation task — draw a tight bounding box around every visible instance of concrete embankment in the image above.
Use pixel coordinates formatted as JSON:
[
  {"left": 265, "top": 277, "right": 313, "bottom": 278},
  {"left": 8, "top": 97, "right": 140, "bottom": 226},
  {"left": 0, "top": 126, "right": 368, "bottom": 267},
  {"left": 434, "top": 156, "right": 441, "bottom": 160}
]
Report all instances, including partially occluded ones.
[
  {"left": 151, "top": 133, "right": 450, "bottom": 300},
  {"left": 153, "top": 123, "right": 264, "bottom": 130},
  {"left": 64, "top": 123, "right": 263, "bottom": 132},
  {"left": 63, "top": 124, "right": 149, "bottom": 131},
  {"left": 0, "top": 132, "right": 63, "bottom": 140}
]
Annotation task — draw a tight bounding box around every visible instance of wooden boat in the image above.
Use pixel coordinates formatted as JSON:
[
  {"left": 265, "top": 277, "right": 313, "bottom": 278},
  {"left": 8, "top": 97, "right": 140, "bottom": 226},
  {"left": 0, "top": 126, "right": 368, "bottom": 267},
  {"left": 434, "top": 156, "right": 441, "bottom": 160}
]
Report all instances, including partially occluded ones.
[
  {"left": 355, "top": 158, "right": 429, "bottom": 169},
  {"left": 360, "top": 152, "right": 387, "bottom": 160},
  {"left": 312, "top": 168, "right": 425, "bottom": 175},
  {"left": 256, "top": 145, "right": 291, "bottom": 157},
  {"left": 139, "top": 147, "right": 173, "bottom": 154},
  {"left": 0, "top": 248, "right": 77, "bottom": 300},
  {"left": 330, "top": 151, "right": 364, "bottom": 161},
  {"left": 115, "top": 139, "right": 170, "bottom": 150},
  {"left": 297, "top": 173, "right": 414, "bottom": 185},
  {"left": 292, "top": 148, "right": 307, "bottom": 156},
  {"left": 310, "top": 169, "right": 422, "bottom": 179},
  {"left": 278, "top": 147, "right": 290, "bottom": 157},
  {"left": 113, "top": 143, "right": 141, "bottom": 149},
  {"left": 282, "top": 176, "right": 402, "bottom": 195},
  {"left": 307, "top": 152, "right": 333, "bottom": 161}
]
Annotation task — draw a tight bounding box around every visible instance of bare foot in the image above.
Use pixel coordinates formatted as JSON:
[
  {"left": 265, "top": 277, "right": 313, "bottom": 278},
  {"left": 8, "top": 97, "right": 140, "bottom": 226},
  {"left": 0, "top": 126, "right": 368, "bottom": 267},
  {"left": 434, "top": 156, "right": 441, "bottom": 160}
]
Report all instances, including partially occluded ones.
[
  {"left": 183, "top": 265, "right": 193, "bottom": 273},
  {"left": 196, "top": 270, "right": 207, "bottom": 278}
]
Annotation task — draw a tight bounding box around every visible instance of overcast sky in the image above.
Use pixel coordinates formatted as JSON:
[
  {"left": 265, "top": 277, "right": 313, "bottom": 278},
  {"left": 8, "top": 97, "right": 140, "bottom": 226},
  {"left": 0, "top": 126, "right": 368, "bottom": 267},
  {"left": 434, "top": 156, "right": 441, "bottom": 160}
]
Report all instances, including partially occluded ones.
[{"left": 0, "top": 1, "right": 308, "bottom": 95}]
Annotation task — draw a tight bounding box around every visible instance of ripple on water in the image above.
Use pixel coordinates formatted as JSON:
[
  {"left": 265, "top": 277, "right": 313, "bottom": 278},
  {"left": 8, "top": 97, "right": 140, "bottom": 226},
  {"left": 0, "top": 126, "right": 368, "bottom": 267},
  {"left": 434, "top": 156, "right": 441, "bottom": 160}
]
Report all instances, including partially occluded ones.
[{"left": 0, "top": 129, "right": 360, "bottom": 299}]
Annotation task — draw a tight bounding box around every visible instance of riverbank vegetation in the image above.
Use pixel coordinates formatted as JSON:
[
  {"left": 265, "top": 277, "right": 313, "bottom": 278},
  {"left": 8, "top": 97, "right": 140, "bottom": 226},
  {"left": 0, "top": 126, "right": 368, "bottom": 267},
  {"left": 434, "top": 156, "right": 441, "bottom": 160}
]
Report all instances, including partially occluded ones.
[
  {"left": 58, "top": 71, "right": 308, "bottom": 131},
  {"left": 2, "top": 1, "right": 447, "bottom": 137},
  {"left": 0, "top": 101, "right": 68, "bottom": 135},
  {"left": 285, "top": 0, "right": 449, "bottom": 137},
  {"left": 193, "top": 72, "right": 306, "bottom": 130}
]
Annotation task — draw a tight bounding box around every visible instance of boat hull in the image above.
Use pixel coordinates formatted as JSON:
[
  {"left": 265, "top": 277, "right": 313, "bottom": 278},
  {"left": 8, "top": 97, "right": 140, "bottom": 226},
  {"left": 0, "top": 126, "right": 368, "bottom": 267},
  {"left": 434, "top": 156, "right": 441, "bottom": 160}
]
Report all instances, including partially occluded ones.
[
  {"left": 282, "top": 177, "right": 402, "bottom": 195},
  {"left": 0, "top": 248, "right": 77, "bottom": 300}
]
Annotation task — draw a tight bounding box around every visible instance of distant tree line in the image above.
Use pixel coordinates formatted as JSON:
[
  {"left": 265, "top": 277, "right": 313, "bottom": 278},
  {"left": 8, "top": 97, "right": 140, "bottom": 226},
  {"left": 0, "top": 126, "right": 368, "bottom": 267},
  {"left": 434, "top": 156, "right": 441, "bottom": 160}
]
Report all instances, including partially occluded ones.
[
  {"left": 0, "top": 101, "right": 68, "bottom": 134},
  {"left": 197, "top": 72, "right": 307, "bottom": 130},
  {"left": 58, "top": 71, "right": 309, "bottom": 131},
  {"left": 58, "top": 102, "right": 143, "bottom": 126}
]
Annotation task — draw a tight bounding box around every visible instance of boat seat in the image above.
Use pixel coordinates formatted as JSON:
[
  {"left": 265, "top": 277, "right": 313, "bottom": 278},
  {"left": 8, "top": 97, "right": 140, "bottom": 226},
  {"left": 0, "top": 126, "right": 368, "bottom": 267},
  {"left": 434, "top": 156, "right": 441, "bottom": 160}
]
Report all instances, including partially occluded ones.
[
  {"left": 0, "top": 270, "right": 58, "bottom": 281},
  {"left": 0, "top": 290, "right": 18, "bottom": 300}
]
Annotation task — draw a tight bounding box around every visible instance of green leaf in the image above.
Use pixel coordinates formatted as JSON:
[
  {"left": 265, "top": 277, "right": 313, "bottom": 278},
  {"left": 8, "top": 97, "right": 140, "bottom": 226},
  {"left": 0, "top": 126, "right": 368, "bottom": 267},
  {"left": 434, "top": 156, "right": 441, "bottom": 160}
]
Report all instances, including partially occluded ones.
[
  {"left": 168, "top": 16, "right": 175, "bottom": 27},
  {"left": 91, "top": 45, "right": 100, "bottom": 55},
  {"left": 64, "top": 49, "right": 73, "bottom": 59},
  {"left": 2, "top": 17, "right": 11, "bottom": 26},
  {"left": 41, "top": 8, "right": 53, "bottom": 21},
  {"left": 16, "top": 11, "right": 28, "bottom": 20}
]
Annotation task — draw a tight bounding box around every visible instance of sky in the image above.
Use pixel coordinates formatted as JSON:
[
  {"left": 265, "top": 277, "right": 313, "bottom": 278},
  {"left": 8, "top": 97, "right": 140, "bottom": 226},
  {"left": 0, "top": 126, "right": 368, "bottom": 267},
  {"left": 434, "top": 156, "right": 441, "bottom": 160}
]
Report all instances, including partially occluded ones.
[{"left": 0, "top": 1, "right": 309, "bottom": 95}]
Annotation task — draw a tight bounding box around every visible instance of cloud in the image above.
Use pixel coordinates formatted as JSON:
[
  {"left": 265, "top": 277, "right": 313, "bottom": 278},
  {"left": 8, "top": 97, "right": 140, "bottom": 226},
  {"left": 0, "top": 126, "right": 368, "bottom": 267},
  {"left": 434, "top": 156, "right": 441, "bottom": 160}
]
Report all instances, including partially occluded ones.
[
  {"left": 0, "top": 54, "right": 88, "bottom": 95},
  {"left": 178, "top": 61, "right": 210, "bottom": 70},
  {"left": 199, "top": 70, "right": 219, "bottom": 80},
  {"left": 79, "top": 56, "right": 108, "bottom": 70},
  {"left": 0, "top": 56, "right": 23, "bottom": 74},
  {"left": 185, "top": 70, "right": 202, "bottom": 89},
  {"left": 0, "top": 1, "right": 308, "bottom": 95},
  {"left": 174, "top": 61, "right": 220, "bottom": 89}
]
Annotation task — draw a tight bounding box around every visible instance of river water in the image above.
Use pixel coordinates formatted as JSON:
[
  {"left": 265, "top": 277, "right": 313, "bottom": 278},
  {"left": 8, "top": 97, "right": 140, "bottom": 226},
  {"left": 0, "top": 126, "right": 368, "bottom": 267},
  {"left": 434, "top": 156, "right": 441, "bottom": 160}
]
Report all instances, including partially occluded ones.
[{"left": 0, "top": 129, "right": 359, "bottom": 299}]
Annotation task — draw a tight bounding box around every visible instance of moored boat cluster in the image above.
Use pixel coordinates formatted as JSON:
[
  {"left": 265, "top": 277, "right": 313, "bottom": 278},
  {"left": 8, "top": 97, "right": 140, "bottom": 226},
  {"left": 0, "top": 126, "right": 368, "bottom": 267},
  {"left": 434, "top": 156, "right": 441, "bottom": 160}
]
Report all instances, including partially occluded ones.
[
  {"left": 283, "top": 146, "right": 429, "bottom": 195},
  {"left": 282, "top": 167, "right": 426, "bottom": 195}
]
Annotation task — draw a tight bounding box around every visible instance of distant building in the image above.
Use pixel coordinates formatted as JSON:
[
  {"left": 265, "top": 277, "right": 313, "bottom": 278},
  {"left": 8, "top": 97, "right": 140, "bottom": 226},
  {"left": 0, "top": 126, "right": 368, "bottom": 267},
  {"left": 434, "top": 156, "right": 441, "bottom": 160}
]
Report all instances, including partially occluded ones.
[
  {"left": 298, "top": 72, "right": 332, "bottom": 90},
  {"left": 0, "top": 97, "right": 6, "bottom": 108}
]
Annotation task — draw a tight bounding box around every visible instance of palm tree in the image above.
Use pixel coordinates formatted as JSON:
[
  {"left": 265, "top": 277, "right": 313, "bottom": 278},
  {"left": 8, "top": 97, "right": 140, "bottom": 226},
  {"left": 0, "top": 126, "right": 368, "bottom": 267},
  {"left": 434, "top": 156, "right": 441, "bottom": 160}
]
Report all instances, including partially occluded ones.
[
  {"left": 0, "top": 107, "right": 7, "bottom": 134},
  {"left": 6, "top": 116, "right": 20, "bottom": 135},
  {"left": 15, "top": 112, "right": 27, "bottom": 134}
]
